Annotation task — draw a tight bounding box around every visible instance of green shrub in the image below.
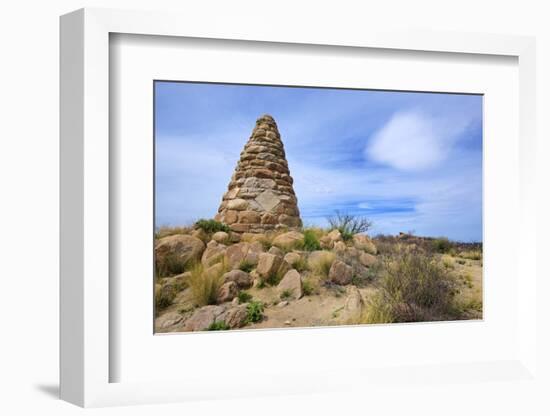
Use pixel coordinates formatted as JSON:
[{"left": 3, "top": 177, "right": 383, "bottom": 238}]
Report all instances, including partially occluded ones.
[
  {"left": 431, "top": 237, "right": 452, "bottom": 253},
  {"left": 237, "top": 291, "right": 253, "bottom": 304},
  {"left": 207, "top": 320, "right": 230, "bottom": 331},
  {"left": 302, "top": 278, "right": 317, "bottom": 296},
  {"left": 187, "top": 262, "right": 226, "bottom": 307},
  {"left": 246, "top": 301, "right": 264, "bottom": 323},
  {"left": 238, "top": 260, "right": 255, "bottom": 273},
  {"left": 280, "top": 289, "right": 293, "bottom": 300},
  {"left": 362, "top": 250, "right": 460, "bottom": 323},
  {"left": 291, "top": 257, "right": 309, "bottom": 273},
  {"left": 194, "top": 218, "right": 231, "bottom": 234},
  {"left": 302, "top": 229, "right": 321, "bottom": 251}
]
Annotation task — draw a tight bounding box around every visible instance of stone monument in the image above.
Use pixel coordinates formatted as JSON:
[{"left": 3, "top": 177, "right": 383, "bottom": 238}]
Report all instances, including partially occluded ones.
[{"left": 215, "top": 114, "right": 302, "bottom": 233}]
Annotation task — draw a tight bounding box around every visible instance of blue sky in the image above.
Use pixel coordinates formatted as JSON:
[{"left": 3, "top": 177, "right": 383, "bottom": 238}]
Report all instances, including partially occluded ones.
[{"left": 155, "top": 81, "right": 482, "bottom": 242}]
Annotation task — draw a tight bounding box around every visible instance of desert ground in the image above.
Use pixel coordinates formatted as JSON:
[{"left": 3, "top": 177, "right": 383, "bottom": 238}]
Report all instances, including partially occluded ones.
[{"left": 154, "top": 222, "right": 482, "bottom": 333}]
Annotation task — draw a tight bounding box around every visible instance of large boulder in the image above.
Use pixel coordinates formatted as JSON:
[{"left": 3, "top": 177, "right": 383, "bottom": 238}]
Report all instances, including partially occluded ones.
[
  {"left": 359, "top": 252, "right": 377, "bottom": 267},
  {"left": 353, "top": 234, "right": 377, "bottom": 255},
  {"left": 202, "top": 241, "right": 227, "bottom": 267},
  {"left": 329, "top": 259, "right": 353, "bottom": 285},
  {"left": 224, "top": 242, "right": 264, "bottom": 269},
  {"left": 340, "top": 286, "right": 364, "bottom": 323},
  {"left": 277, "top": 269, "right": 302, "bottom": 299},
  {"left": 272, "top": 231, "right": 304, "bottom": 250},
  {"left": 212, "top": 231, "right": 229, "bottom": 243},
  {"left": 155, "top": 234, "right": 205, "bottom": 274},
  {"left": 256, "top": 252, "right": 283, "bottom": 278},
  {"left": 219, "top": 304, "right": 249, "bottom": 329},
  {"left": 283, "top": 252, "right": 301, "bottom": 266},
  {"left": 155, "top": 311, "right": 185, "bottom": 331},
  {"left": 184, "top": 305, "right": 226, "bottom": 331},
  {"left": 223, "top": 269, "right": 253, "bottom": 288},
  {"left": 217, "top": 281, "right": 238, "bottom": 303}
]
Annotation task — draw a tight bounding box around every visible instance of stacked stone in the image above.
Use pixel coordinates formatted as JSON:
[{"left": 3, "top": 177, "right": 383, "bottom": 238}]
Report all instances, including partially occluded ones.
[{"left": 215, "top": 114, "right": 302, "bottom": 233}]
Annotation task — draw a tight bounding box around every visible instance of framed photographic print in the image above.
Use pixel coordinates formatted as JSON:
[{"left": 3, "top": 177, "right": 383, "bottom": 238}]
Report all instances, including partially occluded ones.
[{"left": 60, "top": 7, "right": 539, "bottom": 408}]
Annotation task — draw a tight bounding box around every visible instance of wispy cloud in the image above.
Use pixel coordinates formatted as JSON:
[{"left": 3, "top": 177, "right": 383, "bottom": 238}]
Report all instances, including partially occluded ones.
[{"left": 365, "top": 109, "right": 474, "bottom": 171}]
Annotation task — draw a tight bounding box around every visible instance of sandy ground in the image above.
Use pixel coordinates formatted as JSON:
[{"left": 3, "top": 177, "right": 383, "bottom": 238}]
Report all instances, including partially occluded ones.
[{"left": 155, "top": 254, "right": 483, "bottom": 332}]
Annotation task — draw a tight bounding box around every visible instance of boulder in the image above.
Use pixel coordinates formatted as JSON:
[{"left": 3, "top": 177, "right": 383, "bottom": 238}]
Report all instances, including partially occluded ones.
[
  {"left": 212, "top": 231, "right": 229, "bottom": 243},
  {"left": 334, "top": 241, "right": 347, "bottom": 253},
  {"left": 219, "top": 304, "right": 249, "bottom": 328},
  {"left": 329, "top": 259, "right": 353, "bottom": 285},
  {"left": 277, "top": 269, "right": 302, "bottom": 299},
  {"left": 155, "top": 311, "right": 184, "bottom": 331},
  {"left": 155, "top": 234, "right": 205, "bottom": 272},
  {"left": 256, "top": 252, "right": 283, "bottom": 278},
  {"left": 359, "top": 252, "right": 377, "bottom": 267},
  {"left": 226, "top": 198, "right": 249, "bottom": 211},
  {"left": 268, "top": 246, "right": 283, "bottom": 257},
  {"left": 327, "top": 229, "right": 342, "bottom": 242},
  {"left": 184, "top": 305, "right": 225, "bottom": 331},
  {"left": 319, "top": 235, "right": 334, "bottom": 250},
  {"left": 204, "top": 262, "right": 224, "bottom": 279},
  {"left": 223, "top": 269, "right": 253, "bottom": 288},
  {"left": 341, "top": 286, "right": 364, "bottom": 323},
  {"left": 217, "top": 281, "right": 239, "bottom": 303},
  {"left": 224, "top": 242, "right": 264, "bottom": 269},
  {"left": 191, "top": 228, "right": 209, "bottom": 242},
  {"left": 201, "top": 241, "right": 227, "bottom": 267},
  {"left": 353, "top": 234, "right": 377, "bottom": 254},
  {"left": 283, "top": 252, "right": 301, "bottom": 266},
  {"left": 272, "top": 231, "right": 304, "bottom": 250}
]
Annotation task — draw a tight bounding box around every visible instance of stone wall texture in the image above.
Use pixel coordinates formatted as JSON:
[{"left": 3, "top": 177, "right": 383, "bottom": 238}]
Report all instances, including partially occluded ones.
[{"left": 215, "top": 114, "right": 302, "bottom": 233}]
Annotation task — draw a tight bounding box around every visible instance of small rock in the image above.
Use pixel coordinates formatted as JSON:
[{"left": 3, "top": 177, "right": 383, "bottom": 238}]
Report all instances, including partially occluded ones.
[
  {"left": 231, "top": 297, "right": 239, "bottom": 306},
  {"left": 284, "top": 320, "right": 291, "bottom": 326},
  {"left": 212, "top": 231, "right": 229, "bottom": 243},
  {"left": 278, "top": 301, "right": 289, "bottom": 308},
  {"left": 329, "top": 259, "right": 353, "bottom": 285},
  {"left": 217, "top": 281, "right": 239, "bottom": 303}
]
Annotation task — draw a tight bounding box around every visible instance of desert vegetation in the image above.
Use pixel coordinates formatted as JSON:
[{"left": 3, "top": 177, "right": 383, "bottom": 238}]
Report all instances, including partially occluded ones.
[{"left": 154, "top": 215, "right": 482, "bottom": 332}]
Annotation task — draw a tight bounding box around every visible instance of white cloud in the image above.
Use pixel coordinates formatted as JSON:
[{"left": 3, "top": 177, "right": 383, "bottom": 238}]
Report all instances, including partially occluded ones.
[{"left": 365, "top": 110, "right": 471, "bottom": 171}]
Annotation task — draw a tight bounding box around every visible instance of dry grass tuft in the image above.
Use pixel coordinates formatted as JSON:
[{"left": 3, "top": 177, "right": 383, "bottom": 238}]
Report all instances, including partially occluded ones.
[{"left": 186, "top": 262, "right": 227, "bottom": 307}]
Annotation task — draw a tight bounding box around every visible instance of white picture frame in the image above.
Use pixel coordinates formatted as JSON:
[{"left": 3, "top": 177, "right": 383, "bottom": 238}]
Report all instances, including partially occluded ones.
[{"left": 60, "top": 8, "right": 538, "bottom": 408}]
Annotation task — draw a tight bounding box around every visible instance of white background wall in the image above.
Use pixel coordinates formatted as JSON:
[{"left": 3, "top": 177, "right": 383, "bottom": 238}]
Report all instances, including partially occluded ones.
[{"left": 0, "top": 1, "right": 548, "bottom": 415}]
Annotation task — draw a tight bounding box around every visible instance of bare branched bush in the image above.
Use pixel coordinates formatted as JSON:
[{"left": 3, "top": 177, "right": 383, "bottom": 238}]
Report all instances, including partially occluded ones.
[{"left": 326, "top": 210, "right": 373, "bottom": 241}]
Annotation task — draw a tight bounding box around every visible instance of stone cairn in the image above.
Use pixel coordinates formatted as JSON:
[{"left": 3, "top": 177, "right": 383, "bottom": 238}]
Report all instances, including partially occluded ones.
[{"left": 215, "top": 114, "right": 302, "bottom": 233}]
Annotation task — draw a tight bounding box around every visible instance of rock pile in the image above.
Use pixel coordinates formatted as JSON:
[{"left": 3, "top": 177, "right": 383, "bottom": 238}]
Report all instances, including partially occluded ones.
[{"left": 215, "top": 114, "right": 302, "bottom": 233}]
